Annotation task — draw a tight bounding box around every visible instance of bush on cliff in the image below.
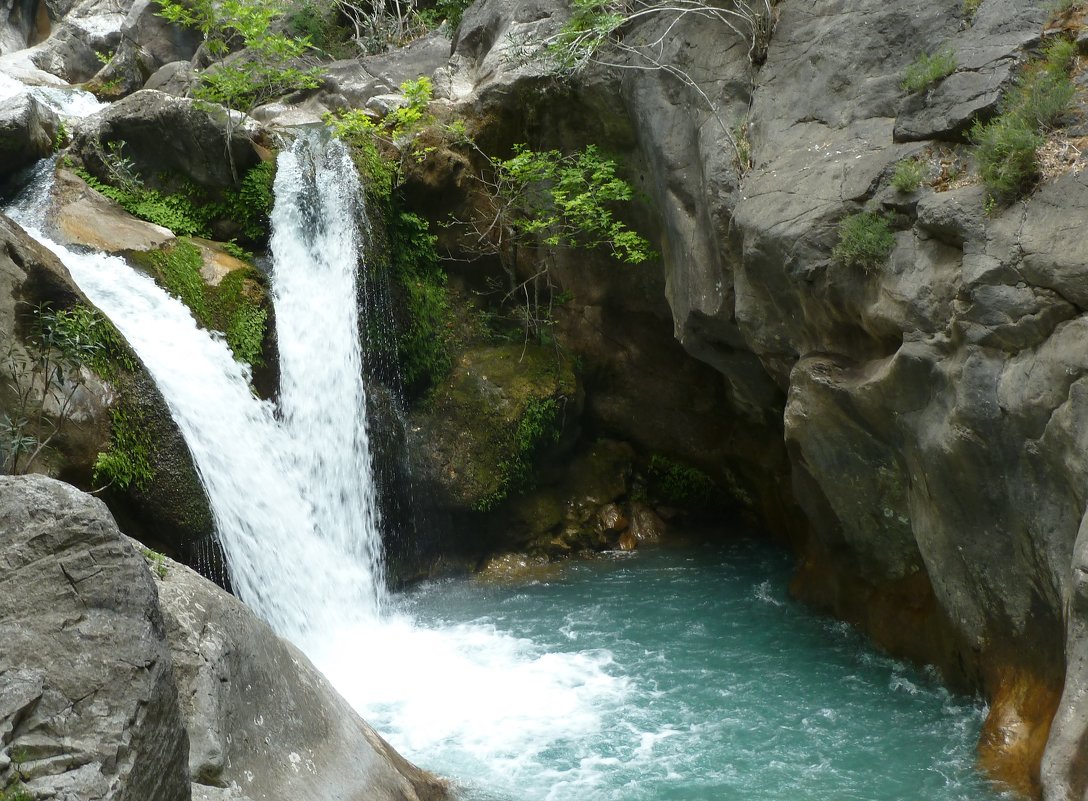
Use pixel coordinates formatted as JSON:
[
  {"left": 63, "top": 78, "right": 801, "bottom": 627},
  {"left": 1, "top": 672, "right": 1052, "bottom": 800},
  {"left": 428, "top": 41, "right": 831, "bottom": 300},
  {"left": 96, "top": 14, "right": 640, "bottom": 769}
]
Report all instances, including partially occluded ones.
[{"left": 832, "top": 212, "right": 895, "bottom": 272}]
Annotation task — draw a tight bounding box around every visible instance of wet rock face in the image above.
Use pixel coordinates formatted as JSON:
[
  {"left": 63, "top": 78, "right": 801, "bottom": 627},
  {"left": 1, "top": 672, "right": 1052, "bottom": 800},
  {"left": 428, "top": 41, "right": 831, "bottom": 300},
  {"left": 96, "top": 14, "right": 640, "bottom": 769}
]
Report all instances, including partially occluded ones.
[
  {"left": 0, "top": 91, "right": 58, "bottom": 179},
  {"left": 0, "top": 211, "right": 215, "bottom": 570},
  {"left": 0, "top": 474, "right": 190, "bottom": 801}
]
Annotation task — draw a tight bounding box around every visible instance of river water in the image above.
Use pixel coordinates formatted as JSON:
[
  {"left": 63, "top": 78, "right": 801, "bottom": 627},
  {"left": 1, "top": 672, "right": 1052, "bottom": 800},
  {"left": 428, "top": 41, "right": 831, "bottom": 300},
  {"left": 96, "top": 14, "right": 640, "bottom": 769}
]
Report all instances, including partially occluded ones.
[{"left": 333, "top": 541, "right": 1011, "bottom": 801}]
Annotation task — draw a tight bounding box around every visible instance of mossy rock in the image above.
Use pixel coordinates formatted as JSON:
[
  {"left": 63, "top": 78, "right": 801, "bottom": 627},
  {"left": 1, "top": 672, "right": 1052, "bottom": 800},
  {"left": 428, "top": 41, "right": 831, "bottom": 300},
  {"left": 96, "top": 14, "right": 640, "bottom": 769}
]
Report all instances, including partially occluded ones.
[
  {"left": 409, "top": 343, "right": 581, "bottom": 511},
  {"left": 129, "top": 237, "right": 277, "bottom": 390}
]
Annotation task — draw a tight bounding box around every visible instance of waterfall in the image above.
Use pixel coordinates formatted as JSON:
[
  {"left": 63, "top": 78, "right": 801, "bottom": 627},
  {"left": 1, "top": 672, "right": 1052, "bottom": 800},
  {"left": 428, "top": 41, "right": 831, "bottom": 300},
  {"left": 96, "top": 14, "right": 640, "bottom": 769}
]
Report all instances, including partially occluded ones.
[
  {"left": 7, "top": 134, "right": 386, "bottom": 648},
  {"left": 268, "top": 137, "right": 386, "bottom": 617}
]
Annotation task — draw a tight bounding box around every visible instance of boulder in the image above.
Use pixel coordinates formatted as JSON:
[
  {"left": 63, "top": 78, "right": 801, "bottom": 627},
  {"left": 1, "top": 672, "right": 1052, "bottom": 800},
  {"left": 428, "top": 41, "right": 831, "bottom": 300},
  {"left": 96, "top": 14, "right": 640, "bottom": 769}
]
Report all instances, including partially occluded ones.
[
  {"left": 71, "top": 89, "right": 265, "bottom": 191},
  {"left": 49, "top": 167, "right": 175, "bottom": 252},
  {"left": 154, "top": 547, "right": 449, "bottom": 801},
  {"left": 143, "top": 60, "right": 196, "bottom": 96},
  {"left": 0, "top": 474, "right": 190, "bottom": 801},
  {"left": 0, "top": 90, "right": 58, "bottom": 178},
  {"left": 0, "top": 0, "right": 49, "bottom": 56},
  {"left": 0, "top": 211, "right": 215, "bottom": 571}
]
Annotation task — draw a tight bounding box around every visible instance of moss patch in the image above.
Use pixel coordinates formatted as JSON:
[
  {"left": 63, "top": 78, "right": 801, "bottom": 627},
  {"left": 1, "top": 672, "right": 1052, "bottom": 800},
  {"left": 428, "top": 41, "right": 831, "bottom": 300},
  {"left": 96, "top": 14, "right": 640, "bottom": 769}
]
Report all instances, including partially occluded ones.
[
  {"left": 137, "top": 239, "right": 270, "bottom": 366},
  {"left": 416, "top": 343, "right": 579, "bottom": 511},
  {"left": 93, "top": 403, "right": 153, "bottom": 490}
]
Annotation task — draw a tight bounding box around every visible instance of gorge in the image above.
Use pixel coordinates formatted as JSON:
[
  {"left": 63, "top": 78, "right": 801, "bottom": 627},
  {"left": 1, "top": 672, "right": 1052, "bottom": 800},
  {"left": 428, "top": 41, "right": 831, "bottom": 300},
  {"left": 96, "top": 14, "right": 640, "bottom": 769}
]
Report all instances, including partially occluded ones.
[{"left": 2, "top": 0, "right": 1088, "bottom": 799}]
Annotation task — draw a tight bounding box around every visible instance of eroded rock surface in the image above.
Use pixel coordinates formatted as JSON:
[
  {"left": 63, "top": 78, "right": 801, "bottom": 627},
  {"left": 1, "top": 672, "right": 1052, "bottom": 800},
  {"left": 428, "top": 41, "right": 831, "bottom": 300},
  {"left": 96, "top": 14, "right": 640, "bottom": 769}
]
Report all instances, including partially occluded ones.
[
  {"left": 155, "top": 548, "right": 448, "bottom": 801},
  {"left": 435, "top": 0, "right": 1088, "bottom": 795},
  {"left": 0, "top": 474, "right": 190, "bottom": 801}
]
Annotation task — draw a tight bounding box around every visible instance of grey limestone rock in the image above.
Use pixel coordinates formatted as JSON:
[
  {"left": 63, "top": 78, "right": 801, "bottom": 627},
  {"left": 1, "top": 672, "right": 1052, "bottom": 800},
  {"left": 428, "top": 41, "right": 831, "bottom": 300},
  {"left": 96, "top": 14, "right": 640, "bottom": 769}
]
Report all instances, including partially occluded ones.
[
  {"left": 154, "top": 547, "right": 449, "bottom": 801},
  {"left": 0, "top": 90, "right": 58, "bottom": 178},
  {"left": 0, "top": 474, "right": 190, "bottom": 801},
  {"left": 71, "top": 89, "right": 265, "bottom": 191}
]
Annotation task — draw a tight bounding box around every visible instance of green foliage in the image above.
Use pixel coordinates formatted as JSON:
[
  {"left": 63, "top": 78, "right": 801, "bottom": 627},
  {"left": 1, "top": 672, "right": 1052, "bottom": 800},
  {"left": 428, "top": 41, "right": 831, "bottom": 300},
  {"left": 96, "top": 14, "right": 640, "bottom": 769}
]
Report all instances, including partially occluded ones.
[
  {"left": 221, "top": 159, "right": 277, "bottom": 240},
  {"left": 325, "top": 77, "right": 435, "bottom": 201},
  {"left": 493, "top": 144, "right": 654, "bottom": 264},
  {"left": 78, "top": 167, "right": 209, "bottom": 236},
  {"left": 53, "top": 120, "right": 69, "bottom": 151},
  {"left": 389, "top": 211, "right": 451, "bottom": 390},
  {"left": 891, "top": 158, "right": 926, "bottom": 193},
  {"left": 209, "top": 269, "right": 269, "bottom": 366},
  {"left": 646, "top": 454, "right": 720, "bottom": 507},
  {"left": 963, "top": 0, "right": 982, "bottom": 17},
  {"left": 970, "top": 37, "right": 1076, "bottom": 198},
  {"left": 902, "top": 49, "right": 957, "bottom": 93},
  {"left": 93, "top": 404, "right": 153, "bottom": 490},
  {"left": 141, "top": 547, "right": 169, "bottom": 578},
  {"left": 79, "top": 154, "right": 276, "bottom": 241},
  {"left": 145, "top": 240, "right": 269, "bottom": 366},
  {"left": 970, "top": 116, "right": 1044, "bottom": 197},
  {"left": 0, "top": 783, "right": 33, "bottom": 801},
  {"left": 149, "top": 241, "right": 208, "bottom": 319},
  {"left": 287, "top": 0, "right": 355, "bottom": 58},
  {"left": 418, "top": 0, "right": 473, "bottom": 29},
  {"left": 157, "top": 0, "right": 322, "bottom": 112},
  {"left": 45, "top": 304, "right": 136, "bottom": 379},
  {"left": 832, "top": 212, "right": 895, "bottom": 272}
]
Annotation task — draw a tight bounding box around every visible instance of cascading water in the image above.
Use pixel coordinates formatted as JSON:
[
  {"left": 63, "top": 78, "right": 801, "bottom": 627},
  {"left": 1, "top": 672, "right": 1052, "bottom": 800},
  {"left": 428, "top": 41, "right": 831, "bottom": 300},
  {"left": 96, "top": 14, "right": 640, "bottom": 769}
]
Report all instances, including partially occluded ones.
[
  {"left": 6, "top": 131, "right": 388, "bottom": 646},
  {"left": 4, "top": 103, "right": 1009, "bottom": 801}
]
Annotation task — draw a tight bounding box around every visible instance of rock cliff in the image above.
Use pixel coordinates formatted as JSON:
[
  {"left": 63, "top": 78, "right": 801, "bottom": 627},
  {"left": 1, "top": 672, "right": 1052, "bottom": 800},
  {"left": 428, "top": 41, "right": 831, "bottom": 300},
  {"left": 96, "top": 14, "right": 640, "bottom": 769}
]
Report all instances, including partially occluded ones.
[{"left": 429, "top": 0, "right": 1088, "bottom": 797}]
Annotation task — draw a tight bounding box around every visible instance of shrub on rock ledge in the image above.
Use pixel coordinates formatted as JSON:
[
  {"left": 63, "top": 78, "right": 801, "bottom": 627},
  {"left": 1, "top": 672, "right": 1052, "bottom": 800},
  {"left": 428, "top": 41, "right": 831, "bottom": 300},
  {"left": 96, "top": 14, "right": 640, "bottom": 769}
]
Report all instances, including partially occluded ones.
[{"left": 832, "top": 212, "right": 895, "bottom": 272}]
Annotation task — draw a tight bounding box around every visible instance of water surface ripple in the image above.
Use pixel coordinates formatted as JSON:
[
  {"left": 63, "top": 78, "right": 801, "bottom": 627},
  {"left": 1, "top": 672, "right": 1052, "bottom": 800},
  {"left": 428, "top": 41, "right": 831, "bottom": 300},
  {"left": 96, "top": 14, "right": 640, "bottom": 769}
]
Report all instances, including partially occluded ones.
[{"left": 362, "top": 542, "right": 1011, "bottom": 801}]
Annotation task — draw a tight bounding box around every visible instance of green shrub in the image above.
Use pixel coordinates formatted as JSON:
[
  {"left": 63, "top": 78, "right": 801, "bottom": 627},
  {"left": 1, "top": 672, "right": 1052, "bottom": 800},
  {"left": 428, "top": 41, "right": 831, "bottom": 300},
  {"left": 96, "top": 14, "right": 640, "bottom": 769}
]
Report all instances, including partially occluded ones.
[
  {"left": 832, "top": 212, "right": 896, "bottom": 272},
  {"left": 891, "top": 158, "right": 926, "bottom": 193},
  {"left": 418, "top": 0, "right": 474, "bottom": 29},
  {"left": 286, "top": 0, "right": 355, "bottom": 58},
  {"left": 325, "top": 77, "right": 435, "bottom": 202},
  {"left": 1005, "top": 64, "right": 1075, "bottom": 131},
  {"left": 963, "top": 0, "right": 982, "bottom": 17},
  {"left": 80, "top": 157, "right": 276, "bottom": 242},
  {"left": 969, "top": 35, "right": 1076, "bottom": 198},
  {"left": 971, "top": 115, "right": 1044, "bottom": 197},
  {"left": 902, "top": 49, "right": 957, "bottom": 93}
]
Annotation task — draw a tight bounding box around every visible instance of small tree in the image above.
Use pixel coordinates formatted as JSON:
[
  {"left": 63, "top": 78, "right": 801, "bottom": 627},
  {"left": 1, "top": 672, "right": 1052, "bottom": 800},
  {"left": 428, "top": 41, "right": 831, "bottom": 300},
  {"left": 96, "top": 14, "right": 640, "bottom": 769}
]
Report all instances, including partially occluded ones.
[
  {"left": 453, "top": 142, "right": 654, "bottom": 341},
  {"left": 158, "top": 0, "right": 323, "bottom": 113}
]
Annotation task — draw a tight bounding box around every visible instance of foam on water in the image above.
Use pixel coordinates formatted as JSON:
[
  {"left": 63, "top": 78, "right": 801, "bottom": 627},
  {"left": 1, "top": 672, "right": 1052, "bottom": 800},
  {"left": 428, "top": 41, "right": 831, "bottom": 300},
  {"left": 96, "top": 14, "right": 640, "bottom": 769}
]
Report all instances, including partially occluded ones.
[{"left": 0, "top": 70, "right": 105, "bottom": 119}]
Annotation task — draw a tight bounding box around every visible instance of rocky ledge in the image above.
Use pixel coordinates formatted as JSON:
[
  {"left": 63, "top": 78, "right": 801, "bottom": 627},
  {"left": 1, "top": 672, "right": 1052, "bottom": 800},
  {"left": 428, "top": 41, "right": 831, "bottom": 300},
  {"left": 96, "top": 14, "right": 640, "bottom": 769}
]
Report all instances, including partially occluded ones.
[{"left": 0, "top": 474, "right": 447, "bottom": 801}]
